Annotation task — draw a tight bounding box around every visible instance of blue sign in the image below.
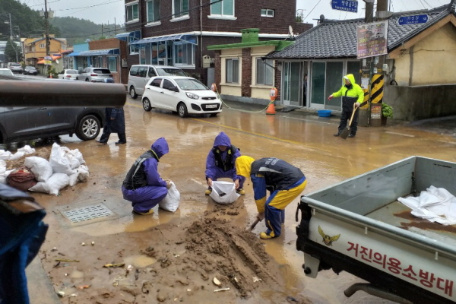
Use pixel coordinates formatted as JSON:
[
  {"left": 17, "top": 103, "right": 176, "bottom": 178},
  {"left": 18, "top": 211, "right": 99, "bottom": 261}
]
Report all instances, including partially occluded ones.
[
  {"left": 331, "top": 0, "right": 358, "bottom": 13},
  {"left": 398, "top": 14, "right": 429, "bottom": 25}
]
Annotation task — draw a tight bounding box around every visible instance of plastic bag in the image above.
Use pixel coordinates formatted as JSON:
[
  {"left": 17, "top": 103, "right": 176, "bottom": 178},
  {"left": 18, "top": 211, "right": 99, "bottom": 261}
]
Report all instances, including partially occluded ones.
[
  {"left": 159, "top": 182, "right": 180, "bottom": 212},
  {"left": 210, "top": 181, "right": 240, "bottom": 204}
]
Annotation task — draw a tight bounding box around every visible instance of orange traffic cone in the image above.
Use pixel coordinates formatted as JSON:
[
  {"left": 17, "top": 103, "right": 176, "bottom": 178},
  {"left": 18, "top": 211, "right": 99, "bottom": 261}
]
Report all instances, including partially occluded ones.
[{"left": 266, "top": 101, "right": 276, "bottom": 115}]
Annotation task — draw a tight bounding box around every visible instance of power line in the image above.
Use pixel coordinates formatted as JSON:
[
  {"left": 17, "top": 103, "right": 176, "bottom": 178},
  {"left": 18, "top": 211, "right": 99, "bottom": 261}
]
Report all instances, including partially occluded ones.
[{"left": 303, "top": 0, "right": 323, "bottom": 22}]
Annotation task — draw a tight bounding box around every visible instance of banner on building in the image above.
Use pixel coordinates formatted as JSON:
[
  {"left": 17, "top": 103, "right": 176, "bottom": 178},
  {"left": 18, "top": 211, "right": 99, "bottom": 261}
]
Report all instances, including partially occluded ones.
[{"left": 357, "top": 21, "right": 388, "bottom": 59}]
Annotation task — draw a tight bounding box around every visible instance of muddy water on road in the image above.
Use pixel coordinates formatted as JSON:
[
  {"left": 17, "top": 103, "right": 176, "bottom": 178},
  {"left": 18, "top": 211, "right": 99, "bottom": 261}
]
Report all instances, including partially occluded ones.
[{"left": 31, "top": 99, "right": 456, "bottom": 304}]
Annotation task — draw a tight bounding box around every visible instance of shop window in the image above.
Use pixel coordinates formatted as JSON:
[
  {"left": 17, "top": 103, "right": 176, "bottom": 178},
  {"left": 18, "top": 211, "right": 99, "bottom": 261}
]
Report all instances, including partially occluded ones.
[
  {"left": 108, "top": 57, "right": 117, "bottom": 72},
  {"left": 211, "top": 0, "right": 234, "bottom": 16},
  {"left": 174, "top": 43, "right": 194, "bottom": 66},
  {"left": 226, "top": 58, "right": 239, "bottom": 83},
  {"left": 261, "top": 9, "right": 274, "bottom": 17},
  {"left": 256, "top": 58, "right": 273, "bottom": 86},
  {"left": 173, "top": 0, "right": 189, "bottom": 18},
  {"left": 126, "top": 2, "right": 139, "bottom": 22},
  {"left": 147, "top": 0, "right": 160, "bottom": 23}
]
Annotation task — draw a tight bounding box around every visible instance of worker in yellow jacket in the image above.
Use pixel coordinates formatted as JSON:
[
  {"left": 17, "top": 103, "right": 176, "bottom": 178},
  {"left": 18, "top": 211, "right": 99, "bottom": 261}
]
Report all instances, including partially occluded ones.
[
  {"left": 235, "top": 156, "right": 307, "bottom": 239},
  {"left": 328, "top": 74, "right": 364, "bottom": 138}
]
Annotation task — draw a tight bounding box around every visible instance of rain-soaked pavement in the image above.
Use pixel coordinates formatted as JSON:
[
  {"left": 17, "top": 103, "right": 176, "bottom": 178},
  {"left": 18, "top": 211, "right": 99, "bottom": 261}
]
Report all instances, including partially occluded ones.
[{"left": 23, "top": 96, "right": 456, "bottom": 304}]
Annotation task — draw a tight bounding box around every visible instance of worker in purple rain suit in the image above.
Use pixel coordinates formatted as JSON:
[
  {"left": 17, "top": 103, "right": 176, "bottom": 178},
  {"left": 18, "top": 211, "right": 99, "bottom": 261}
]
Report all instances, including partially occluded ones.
[
  {"left": 205, "top": 132, "right": 245, "bottom": 195},
  {"left": 122, "top": 137, "right": 171, "bottom": 215},
  {"left": 235, "top": 156, "right": 307, "bottom": 239}
]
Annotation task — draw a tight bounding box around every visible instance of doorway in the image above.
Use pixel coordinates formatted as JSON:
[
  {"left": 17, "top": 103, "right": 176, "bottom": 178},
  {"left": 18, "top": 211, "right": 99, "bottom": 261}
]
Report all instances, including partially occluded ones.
[{"left": 282, "top": 62, "right": 304, "bottom": 106}]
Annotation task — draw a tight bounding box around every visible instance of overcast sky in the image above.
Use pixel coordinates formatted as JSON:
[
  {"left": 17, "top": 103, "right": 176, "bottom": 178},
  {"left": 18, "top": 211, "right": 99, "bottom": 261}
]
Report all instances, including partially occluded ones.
[{"left": 19, "top": 0, "right": 450, "bottom": 25}]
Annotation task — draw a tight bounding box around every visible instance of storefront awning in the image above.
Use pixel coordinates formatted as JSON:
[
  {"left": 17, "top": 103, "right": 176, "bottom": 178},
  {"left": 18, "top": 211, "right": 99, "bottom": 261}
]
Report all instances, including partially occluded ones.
[
  {"left": 131, "top": 34, "right": 197, "bottom": 45},
  {"left": 116, "top": 30, "right": 141, "bottom": 41},
  {"left": 67, "top": 52, "right": 80, "bottom": 57},
  {"left": 77, "top": 49, "right": 119, "bottom": 56}
]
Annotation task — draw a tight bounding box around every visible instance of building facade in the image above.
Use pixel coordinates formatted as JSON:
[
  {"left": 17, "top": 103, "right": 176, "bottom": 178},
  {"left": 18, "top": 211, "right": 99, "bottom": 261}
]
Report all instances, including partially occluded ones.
[{"left": 122, "top": 0, "right": 311, "bottom": 85}]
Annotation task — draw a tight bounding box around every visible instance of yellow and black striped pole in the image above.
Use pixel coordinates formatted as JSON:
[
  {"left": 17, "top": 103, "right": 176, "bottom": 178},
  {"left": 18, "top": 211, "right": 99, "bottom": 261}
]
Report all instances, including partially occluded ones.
[{"left": 370, "top": 74, "right": 384, "bottom": 104}]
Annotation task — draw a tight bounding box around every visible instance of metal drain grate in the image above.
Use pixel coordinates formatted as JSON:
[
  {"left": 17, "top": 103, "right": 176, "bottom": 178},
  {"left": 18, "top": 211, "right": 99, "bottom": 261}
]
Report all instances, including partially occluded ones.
[{"left": 62, "top": 203, "right": 114, "bottom": 223}]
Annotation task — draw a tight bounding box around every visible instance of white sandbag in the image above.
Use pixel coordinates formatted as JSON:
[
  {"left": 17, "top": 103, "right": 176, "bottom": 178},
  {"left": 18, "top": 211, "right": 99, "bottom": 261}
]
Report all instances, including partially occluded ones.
[
  {"left": 24, "top": 156, "right": 53, "bottom": 182},
  {"left": 76, "top": 165, "right": 90, "bottom": 182},
  {"left": 68, "top": 172, "right": 79, "bottom": 187},
  {"left": 159, "top": 182, "right": 180, "bottom": 212},
  {"left": 29, "top": 181, "right": 49, "bottom": 193},
  {"left": 49, "top": 143, "right": 76, "bottom": 175},
  {"left": 46, "top": 173, "right": 70, "bottom": 196},
  {"left": 210, "top": 181, "right": 240, "bottom": 204},
  {"left": 29, "top": 173, "right": 70, "bottom": 195},
  {"left": 9, "top": 151, "right": 25, "bottom": 160},
  {"left": 17, "top": 145, "right": 35, "bottom": 155},
  {"left": 60, "top": 146, "right": 84, "bottom": 169},
  {"left": 0, "top": 150, "right": 13, "bottom": 160},
  {"left": 0, "top": 159, "right": 12, "bottom": 184}
]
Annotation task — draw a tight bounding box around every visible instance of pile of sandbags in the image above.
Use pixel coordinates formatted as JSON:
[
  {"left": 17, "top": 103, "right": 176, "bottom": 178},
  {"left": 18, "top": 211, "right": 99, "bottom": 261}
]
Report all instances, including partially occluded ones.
[{"left": 0, "top": 143, "right": 89, "bottom": 196}]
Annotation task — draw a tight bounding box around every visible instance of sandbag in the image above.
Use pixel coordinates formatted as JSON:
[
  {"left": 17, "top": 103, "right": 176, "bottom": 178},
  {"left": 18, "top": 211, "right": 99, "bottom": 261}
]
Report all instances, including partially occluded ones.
[
  {"left": 209, "top": 181, "right": 240, "bottom": 204},
  {"left": 6, "top": 167, "right": 37, "bottom": 192},
  {"left": 24, "top": 156, "right": 53, "bottom": 182},
  {"left": 159, "top": 182, "right": 180, "bottom": 212},
  {"left": 49, "top": 143, "right": 76, "bottom": 175}
]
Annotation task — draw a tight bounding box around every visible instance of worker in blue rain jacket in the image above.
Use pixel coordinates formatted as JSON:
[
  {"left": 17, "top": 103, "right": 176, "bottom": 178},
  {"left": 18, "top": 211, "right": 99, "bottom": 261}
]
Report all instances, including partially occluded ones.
[
  {"left": 235, "top": 156, "right": 307, "bottom": 239},
  {"left": 122, "top": 137, "right": 171, "bottom": 215},
  {"left": 205, "top": 132, "right": 245, "bottom": 195}
]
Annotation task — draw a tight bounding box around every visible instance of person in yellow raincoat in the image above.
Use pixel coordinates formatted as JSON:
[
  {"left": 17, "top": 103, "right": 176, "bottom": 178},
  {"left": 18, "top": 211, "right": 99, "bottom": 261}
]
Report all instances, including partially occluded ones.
[
  {"left": 328, "top": 74, "right": 364, "bottom": 138},
  {"left": 235, "top": 156, "right": 307, "bottom": 239}
]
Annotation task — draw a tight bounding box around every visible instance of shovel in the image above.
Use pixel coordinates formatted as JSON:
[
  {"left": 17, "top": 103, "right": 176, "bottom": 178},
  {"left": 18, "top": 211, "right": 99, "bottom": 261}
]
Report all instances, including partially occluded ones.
[
  {"left": 340, "top": 103, "right": 358, "bottom": 140},
  {"left": 249, "top": 218, "right": 261, "bottom": 231}
]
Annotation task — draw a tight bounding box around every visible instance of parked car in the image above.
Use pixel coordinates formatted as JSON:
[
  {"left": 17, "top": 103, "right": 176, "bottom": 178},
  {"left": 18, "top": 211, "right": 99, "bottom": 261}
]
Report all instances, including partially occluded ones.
[
  {"left": 8, "top": 63, "right": 23, "bottom": 74},
  {"left": 0, "top": 68, "right": 15, "bottom": 77},
  {"left": 142, "top": 76, "right": 222, "bottom": 118},
  {"left": 59, "top": 69, "right": 79, "bottom": 80},
  {"left": 128, "top": 65, "right": 187, "bottom": 99},
  {"left": 0, "top": 77, "right": 106, "bottom": 143},
  {"left": 23, "top": 66, "right": 38, "bottom": 75},
  {"left": 77, "top": 67, "right": 112, "bottom": 82}
]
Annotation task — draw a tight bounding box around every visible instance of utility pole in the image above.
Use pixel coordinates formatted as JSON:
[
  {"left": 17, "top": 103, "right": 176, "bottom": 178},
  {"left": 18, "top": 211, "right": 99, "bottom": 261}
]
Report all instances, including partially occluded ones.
[{"left": 44, "top": 0, "right": 50, "bottom": 76}]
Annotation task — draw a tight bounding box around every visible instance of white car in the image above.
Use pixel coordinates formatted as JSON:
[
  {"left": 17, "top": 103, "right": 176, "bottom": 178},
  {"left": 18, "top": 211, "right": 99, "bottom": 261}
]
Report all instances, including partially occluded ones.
[
  {"left": 0, "top": 68, "right": 15, "bottom": 77},
  {"left": 142, "top": 76, "right": 222, "bottom": 118},
  {"left": 59, "top": 69, "right": 79, "bottom": 80}
]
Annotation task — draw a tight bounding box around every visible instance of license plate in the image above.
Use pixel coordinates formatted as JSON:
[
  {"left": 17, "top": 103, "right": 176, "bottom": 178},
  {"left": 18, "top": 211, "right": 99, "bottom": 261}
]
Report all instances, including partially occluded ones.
[{"left": 206, "top": 105, "right": 217, "bottom": 108}]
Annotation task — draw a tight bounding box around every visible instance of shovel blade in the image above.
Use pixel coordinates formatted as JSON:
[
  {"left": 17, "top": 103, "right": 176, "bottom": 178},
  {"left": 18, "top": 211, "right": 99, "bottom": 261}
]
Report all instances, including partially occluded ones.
[{"left": 340, "top": 128, "right": 350, "bottom": 139}]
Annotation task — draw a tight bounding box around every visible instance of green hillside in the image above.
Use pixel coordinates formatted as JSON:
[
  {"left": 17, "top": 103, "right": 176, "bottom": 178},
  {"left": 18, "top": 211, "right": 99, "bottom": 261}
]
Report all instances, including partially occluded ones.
[{"left": 0, "top": 0, "right": 123, "bottom": 46}]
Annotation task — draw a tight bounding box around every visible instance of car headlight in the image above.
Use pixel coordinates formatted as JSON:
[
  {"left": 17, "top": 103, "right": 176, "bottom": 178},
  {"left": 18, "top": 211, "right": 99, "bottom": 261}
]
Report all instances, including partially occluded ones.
[{"left": 186, "top": 92, "right": 199, "bottom": 100}]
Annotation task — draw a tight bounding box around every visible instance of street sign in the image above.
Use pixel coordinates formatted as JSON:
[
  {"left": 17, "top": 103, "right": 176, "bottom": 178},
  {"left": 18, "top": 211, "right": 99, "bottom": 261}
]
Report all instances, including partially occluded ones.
[
  {"left": 331, "top": 0, "right": 358, "bottom": 13},
  {"left": 398, "top": 14, "right": 429, "bottom": 25}
]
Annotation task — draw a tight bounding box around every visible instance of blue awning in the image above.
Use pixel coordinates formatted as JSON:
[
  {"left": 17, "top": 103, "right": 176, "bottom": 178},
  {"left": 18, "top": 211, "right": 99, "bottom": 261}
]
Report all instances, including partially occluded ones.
[
  {"left": 77, "top": 49, "right": 120, "bottom": 56},
  {"left": 116, "top": 30, "right": 141, "bottom": 41},
  {"left": 67, "top": 52, "right": 80, "bottom": 57},
  {"left": 131, "top": 34, "right": 197, "bottom": 45}
]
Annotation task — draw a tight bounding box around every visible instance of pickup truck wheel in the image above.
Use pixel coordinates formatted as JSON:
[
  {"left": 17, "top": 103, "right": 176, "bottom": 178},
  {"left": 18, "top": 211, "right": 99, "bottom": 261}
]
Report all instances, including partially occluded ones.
[
  {"left": 143, "top": 98, "right": 152, "bottom": 111},
  {"left": 178, "top": 103, "right": 188, "bottom": 118},
  {"left": 130, "top": 87, "right": 138, "bottom": 99},
  {"left": 75, "top": 115, "right": 101, "bottom": 141}
]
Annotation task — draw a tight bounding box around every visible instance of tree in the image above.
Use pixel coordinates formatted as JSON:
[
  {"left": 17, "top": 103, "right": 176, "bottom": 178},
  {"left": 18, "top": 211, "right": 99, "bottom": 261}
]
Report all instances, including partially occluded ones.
[{"left": 5, "top": 39, "right": 21, "bottom": 62}]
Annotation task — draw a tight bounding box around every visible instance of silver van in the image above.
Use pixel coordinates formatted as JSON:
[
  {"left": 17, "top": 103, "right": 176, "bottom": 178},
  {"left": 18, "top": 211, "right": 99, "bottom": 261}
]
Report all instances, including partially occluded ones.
[{"left": 127, "top": 65, "right": 187, "bottom": 99}]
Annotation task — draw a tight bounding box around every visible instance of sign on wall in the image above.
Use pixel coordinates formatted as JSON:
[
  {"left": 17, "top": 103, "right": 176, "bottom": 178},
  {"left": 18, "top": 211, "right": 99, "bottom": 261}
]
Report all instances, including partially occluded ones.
[
  {"left": 331, "top": 0, "right": 358, "bottom": 13},
  {"left": 398, "top": 14, "right": 429, "bottom": 25},
  {"left": 357, "top": 21, "right": 388, "bottom": 59}
]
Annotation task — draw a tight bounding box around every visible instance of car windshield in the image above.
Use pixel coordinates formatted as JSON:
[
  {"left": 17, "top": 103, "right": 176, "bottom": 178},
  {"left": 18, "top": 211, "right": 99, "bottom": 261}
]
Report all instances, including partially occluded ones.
[
  {"left": 156, "top": 68, "right": 187, "bottom": 76},
  {"left": 66, "top": 70, "right": 78, "bottom": 74},
  {"left": 175, "top": 79, "right": 208, "bottom": 90},
  {"left": 10, "top": 63, "right": 20, "bottom": 66}
]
